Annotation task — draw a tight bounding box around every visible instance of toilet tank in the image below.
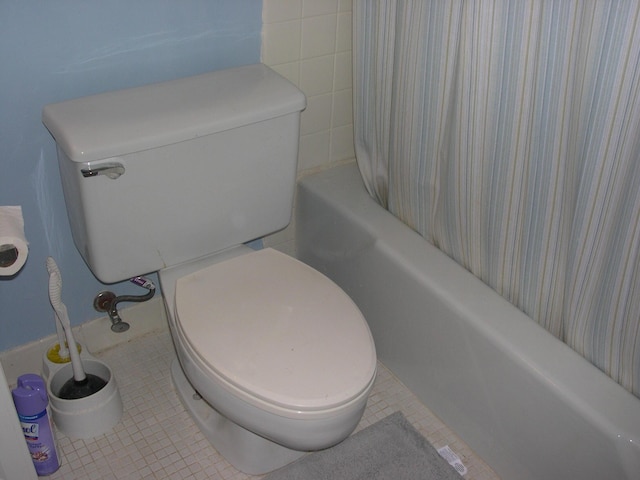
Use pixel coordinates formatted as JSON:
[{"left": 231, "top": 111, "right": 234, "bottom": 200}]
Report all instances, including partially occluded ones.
[{"left": 42, "top": 64, "right": 306, "bottom": 283}]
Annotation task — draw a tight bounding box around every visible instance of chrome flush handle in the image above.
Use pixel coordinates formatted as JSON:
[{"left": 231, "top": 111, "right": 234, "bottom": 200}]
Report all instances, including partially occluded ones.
[{"left": 81, "top": 162, "right": 125, "bottom": 179}]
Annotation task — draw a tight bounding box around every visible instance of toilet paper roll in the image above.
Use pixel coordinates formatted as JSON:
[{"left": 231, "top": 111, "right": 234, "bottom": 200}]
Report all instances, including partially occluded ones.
[{"left": 0, "top": 206, "right": 28, "bottom": 276}]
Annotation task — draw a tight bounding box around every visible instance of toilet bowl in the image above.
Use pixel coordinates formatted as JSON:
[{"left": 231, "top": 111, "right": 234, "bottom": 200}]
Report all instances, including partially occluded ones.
[{"left": 159, "top": 246, "right": 377, "bottom": 473}]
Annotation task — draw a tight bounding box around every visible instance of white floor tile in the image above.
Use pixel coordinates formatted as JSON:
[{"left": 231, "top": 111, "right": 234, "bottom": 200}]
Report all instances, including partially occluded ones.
[{"left": 46, "top": 329, "right": 499, "bottom": 479}]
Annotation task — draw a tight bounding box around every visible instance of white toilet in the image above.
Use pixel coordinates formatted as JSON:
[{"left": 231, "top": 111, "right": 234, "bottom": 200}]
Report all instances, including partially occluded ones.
[{"left": 42, "top": 64, "right": 377, "bottom": 474}]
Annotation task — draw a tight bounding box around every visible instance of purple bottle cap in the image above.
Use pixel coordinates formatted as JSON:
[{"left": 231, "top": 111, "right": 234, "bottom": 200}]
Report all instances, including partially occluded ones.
[{"left": 12, "top": 374, "right": 48, "bottom": 416}]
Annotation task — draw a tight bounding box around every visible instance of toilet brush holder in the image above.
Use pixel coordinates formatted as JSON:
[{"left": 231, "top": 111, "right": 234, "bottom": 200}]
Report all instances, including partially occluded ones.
[{"left": 42, "top": 343, "right": 123, "bottom": 439}]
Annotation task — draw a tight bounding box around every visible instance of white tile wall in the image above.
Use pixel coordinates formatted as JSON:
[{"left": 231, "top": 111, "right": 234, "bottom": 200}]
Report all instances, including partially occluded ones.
[
  {"left": 262, "top": 0, "right": 354, "bottom": 173},
  {"left": 261, "top": 0, "right": 354, "bottom": 255}
]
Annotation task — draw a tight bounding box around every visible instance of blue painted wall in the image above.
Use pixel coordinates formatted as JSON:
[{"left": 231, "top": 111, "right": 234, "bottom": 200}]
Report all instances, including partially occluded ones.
[{"left": 0, "top": 1, "right": 262, "bottom": 351}]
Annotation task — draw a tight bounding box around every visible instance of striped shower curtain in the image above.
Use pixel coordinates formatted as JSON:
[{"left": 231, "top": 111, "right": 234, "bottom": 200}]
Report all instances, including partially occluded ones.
[{"left": 353, "top": 0, "right": 640, "bottom": 399}]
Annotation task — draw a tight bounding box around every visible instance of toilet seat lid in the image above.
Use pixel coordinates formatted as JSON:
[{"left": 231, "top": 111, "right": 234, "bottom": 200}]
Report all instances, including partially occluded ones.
[{"left": 174, "top": 248, "right": 376, "bottom": 412}]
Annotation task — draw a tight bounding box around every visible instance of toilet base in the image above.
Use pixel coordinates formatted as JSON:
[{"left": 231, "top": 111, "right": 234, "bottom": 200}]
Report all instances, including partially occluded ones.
[{"left": 170, "top": 359, "right": 305, "bottom": 475}]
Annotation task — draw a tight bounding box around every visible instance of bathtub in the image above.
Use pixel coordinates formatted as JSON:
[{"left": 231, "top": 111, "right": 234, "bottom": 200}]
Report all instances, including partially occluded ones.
[{"left": 295, "top": 163, "right": 640, "bottom": 480}]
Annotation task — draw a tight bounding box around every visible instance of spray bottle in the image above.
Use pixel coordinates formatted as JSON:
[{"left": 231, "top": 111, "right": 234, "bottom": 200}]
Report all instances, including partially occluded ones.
[{"left": 12, "top": 373, "right": 61, "bottom": 475}]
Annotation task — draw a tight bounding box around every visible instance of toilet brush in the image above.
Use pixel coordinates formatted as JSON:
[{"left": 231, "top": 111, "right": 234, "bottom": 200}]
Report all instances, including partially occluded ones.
[
  {"left": 46, "top": 257, "right": 106, "bottom": 399},
  {"left": 54, "top": 315, "right": 70, "bottom": 360}
]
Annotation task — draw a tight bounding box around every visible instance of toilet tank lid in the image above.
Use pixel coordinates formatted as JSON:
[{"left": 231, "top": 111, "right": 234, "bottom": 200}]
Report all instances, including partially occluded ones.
[{"left": 41, "top": 64, "right": 306, "bottom": 163}]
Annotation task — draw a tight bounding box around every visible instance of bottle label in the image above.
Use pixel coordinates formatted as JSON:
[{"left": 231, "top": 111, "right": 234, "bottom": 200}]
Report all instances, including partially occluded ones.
[
  {"left": 17, "top": 409, "right": 60, "bottom": 475},
  {"left": 21, "top": 421, "right": 40, "bottom": 440},
  {"left": 19, "top": 409, "right": 46, "bottom": 440}
]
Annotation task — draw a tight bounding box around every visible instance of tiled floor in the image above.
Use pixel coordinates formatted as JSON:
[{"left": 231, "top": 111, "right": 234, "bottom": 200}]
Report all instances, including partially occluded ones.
[{"left": 46, "top": 328, "right": 499, "bottom": 480}]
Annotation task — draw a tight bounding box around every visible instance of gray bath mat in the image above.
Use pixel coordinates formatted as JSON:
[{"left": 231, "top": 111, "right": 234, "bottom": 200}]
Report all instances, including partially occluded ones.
[{"left": 263, "top": 411, "right": 462, "bottom": 480}]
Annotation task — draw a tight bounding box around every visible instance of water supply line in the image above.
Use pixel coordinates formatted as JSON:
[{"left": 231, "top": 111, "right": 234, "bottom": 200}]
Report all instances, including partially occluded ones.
[{"left": 94, "top": 276, "right": 156, "bottom": 333}]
